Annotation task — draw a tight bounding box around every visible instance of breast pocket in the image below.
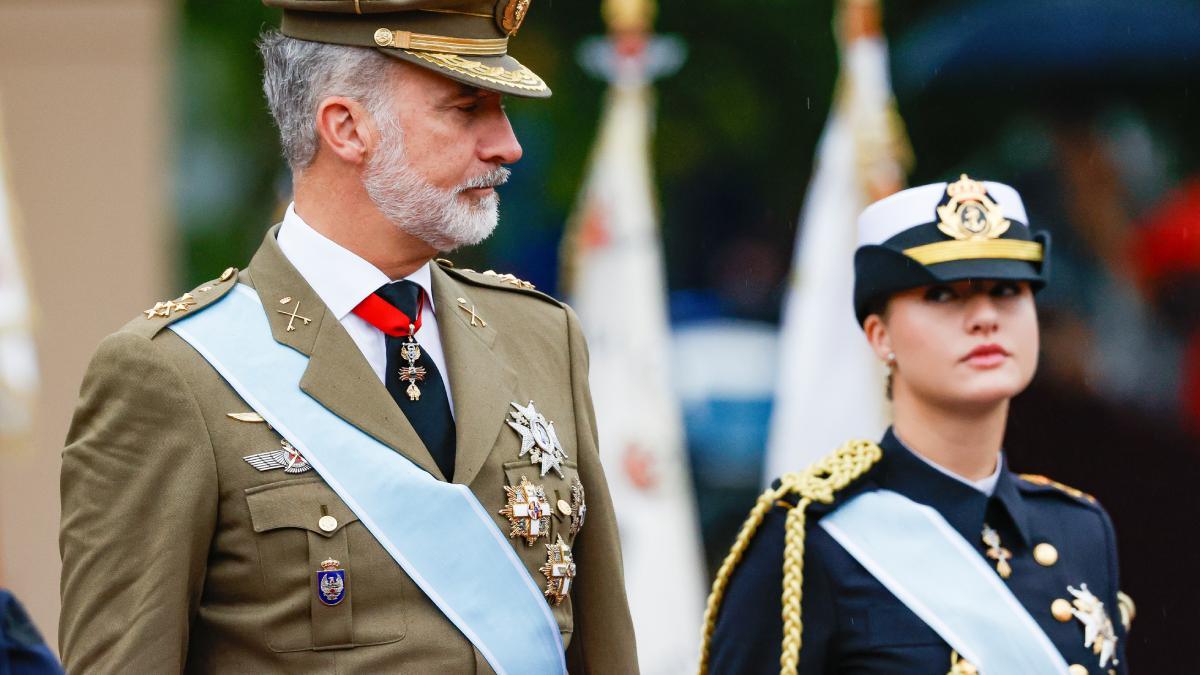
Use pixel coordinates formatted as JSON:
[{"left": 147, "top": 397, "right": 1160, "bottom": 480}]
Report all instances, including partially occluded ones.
[{"left": 245, "top": 478, "right": 407, "bottom": 652}]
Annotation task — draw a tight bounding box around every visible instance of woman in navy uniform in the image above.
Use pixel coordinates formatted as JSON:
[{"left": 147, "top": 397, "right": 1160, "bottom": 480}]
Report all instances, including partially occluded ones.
[{"left": 700, "top": 176, "right": 1133, "bottom": 675}]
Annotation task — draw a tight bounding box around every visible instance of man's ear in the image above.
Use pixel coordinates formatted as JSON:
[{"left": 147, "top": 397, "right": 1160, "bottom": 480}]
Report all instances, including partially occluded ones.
[
  {"left": 862, "top": 313, "right": 893, "bottom": 363},
  {"left": 314, "top": 96, "right": 376, "bottom": 165}
]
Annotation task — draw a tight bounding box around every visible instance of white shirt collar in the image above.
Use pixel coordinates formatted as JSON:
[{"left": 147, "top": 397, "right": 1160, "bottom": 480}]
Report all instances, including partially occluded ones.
[
  {"left": 276, "top": 203, "right": 435, "bottom": 319},
  {"left": 900, "top": 436, "right": 1004, "bottom": 496}
]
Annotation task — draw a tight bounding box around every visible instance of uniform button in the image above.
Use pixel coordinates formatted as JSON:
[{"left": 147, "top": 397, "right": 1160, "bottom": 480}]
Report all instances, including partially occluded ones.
[
  {"left": 1052, "top": 598, "right": 1074, "bottom": 622},
  {"left": 1033, "top": 542, "right": 1059, "bottom": 566},
  {"left": 318, "top": 515, "right": 338, "bottom": 532},
  {"left": 557, "top": 499, "right": 572, "bottom": 516},
  {"left": 219, "top": 267, "right": 236, "bottom": 282},
  {"left": 1068, "top": 665, "right": 1088, "bottom": 675}
]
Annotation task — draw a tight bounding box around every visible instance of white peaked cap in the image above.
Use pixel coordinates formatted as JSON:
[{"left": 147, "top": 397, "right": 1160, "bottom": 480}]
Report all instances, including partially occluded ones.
[{"left": 856, "top": 181, "right": 1029, "bottom": 247}]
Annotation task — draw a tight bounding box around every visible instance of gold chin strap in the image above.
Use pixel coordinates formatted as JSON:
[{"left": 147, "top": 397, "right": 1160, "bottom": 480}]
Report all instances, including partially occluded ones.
[
  {"left": 373, "top": 28, "right": 508, "bottom": 55},
  {"left": 902, "top": 239, "right": 1043, "bottom": 266},
  {"left": 698, "top": 440, "right": 883, "bottom": 675}
]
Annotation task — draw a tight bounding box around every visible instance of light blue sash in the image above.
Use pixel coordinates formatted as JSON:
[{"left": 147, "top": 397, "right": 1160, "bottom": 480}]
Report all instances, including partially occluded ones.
[
  {"left": 820, "top": 490, "right": 1068, "bottom": 675},
  {"left": 171, "top": 285, "right": 565, "bottom": 675}
]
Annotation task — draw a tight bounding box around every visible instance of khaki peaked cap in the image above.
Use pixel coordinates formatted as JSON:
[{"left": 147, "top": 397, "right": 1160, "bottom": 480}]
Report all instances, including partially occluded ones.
[{"left": 264, "top": 0, "right": 550, "bottom": 97}]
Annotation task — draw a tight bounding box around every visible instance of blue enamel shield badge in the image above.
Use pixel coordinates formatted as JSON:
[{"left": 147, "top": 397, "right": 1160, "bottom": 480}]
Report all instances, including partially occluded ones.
[{"left": 316, "top": 558, "right": 347, "bottom": 606}]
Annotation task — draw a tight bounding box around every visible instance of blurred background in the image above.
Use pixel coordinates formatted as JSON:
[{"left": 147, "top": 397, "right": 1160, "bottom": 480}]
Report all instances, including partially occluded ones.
[{"left": 1, "top": 0, "right": 1198, "bottom": 671}]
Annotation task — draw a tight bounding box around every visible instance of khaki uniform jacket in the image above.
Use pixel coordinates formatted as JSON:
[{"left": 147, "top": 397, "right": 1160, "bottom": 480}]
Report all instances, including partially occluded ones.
[{"left": 60, "top": 229, "right": 639, "bottom": 674}]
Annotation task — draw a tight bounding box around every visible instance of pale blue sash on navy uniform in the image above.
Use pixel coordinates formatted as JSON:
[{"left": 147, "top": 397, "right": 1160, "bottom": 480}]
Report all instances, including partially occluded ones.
[
  {"left": 820, "top": 490, "right": 1069, "bottom": 675},
  {"left": 171, "top": 284, "right": 566, "bottom": 675}
]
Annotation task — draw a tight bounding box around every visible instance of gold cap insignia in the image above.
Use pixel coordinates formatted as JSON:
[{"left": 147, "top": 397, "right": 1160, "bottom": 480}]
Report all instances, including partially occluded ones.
[
  {"left": 936, "top": 174, "right": 1011, "bottom": 241},
  {"left": 496, "top": 0, "right": 532, "bottom": 35}
]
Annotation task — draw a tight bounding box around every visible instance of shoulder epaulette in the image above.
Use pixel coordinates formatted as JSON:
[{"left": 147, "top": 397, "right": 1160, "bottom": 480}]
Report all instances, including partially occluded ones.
[
  {"left": 1017, "top": 473, "right": 1097, "bottom": 504},
  {"left": 131, "top": 266, "right": 239, "bottom": 337},
  {"left": 435, "top": 259, "right": 561, "bottom": 307},
  {"left": 699, "top": 440, "right": 883, "bottom": 674}
]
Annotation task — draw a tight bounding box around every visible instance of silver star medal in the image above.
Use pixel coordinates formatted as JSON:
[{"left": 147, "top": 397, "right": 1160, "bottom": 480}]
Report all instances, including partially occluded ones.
[
  {"left": 1067, "top": 583, "right": 1119, "bottom": 668},
  {"left": 507, "top": 400, "right": 567, "bottom": 478},
  {"left": 243, "top": 439, "right": 312, "bottom": 474}
]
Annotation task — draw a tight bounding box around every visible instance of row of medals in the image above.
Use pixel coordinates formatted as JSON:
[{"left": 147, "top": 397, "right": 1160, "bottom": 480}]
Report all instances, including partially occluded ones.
[
  {"left": 302, "top": 399, "right": 585, "bottom": 609},
  {"left": 501, "top": 401, "right": 584, "bottom": 606}
]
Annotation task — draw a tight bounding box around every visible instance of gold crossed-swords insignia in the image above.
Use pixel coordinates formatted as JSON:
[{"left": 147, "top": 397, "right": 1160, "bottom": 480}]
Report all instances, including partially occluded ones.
[
  {"left": 275, "top": 298, "right": 312, "bottom": 332},
  {"left": 456, "top": 297, "right": 487, "bottom": 327}
]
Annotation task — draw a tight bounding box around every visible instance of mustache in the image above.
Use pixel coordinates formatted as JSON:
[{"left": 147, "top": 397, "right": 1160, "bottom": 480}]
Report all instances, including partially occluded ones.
[{"left": 457, "top": 166, "right": 511, "bottom": 192}]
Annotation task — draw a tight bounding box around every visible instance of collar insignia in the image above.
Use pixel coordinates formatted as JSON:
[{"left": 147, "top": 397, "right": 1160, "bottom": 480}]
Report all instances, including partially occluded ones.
[
  {"left": 936, "top": 174, "right": 1011, "bottom": 241},
  {"left": 981, "top": 524, "right": 1013, "bottom": 579}
]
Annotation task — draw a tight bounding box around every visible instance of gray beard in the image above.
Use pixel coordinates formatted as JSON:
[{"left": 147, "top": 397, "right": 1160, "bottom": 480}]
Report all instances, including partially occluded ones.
[{"left": 362, "top": 120, "right": 508, "bottom": 252}]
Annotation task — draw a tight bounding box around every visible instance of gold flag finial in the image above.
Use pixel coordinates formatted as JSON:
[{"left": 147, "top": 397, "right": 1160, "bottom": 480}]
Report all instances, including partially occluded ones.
[
  {"left": 602, "top": 0, "right": 655, "bottom": 34},
  {"left": 839, "top": 0, "right": 882, "bottom": 44}
]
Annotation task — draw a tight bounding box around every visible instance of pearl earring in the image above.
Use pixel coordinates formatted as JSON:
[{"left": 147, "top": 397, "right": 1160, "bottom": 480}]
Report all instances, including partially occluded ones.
[{"left": 886, "top": 352, "right": 896, "bottom": 365}]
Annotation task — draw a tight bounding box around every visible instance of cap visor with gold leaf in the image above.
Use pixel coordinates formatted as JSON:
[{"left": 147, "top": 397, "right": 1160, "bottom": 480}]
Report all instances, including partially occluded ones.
[{"left": 265, "top": 0, "right": 551, "bottom": 98}]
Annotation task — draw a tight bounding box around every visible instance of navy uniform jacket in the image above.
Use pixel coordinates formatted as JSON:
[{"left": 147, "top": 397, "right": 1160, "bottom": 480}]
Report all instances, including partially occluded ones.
[
  {"left": 0, "top": 589, "right": 63, "bottom": 675},
  {"left": 709, "top": 429, "right": 1129, "bottom": 675}
]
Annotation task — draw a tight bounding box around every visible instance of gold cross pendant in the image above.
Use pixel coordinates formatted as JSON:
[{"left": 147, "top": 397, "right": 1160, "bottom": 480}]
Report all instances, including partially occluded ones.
[{"left": 982, "top": 524, "right": 1013, "bottom": 579}]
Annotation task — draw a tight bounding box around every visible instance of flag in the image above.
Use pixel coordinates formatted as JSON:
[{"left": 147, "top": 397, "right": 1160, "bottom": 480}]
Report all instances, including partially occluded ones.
[
  {"left": 0, "top": 90, "right": 38, "bottom": 441},
  {"left": 562, "top": 23, "right": 705, "bottom": 675},
  {"left": 762, "top": 0, "right": 912, "bottom": 483}
]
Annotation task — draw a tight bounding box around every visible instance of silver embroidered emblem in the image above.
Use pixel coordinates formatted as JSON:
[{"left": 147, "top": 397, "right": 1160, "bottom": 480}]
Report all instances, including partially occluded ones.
[
  {"left": 507, "top": 400, "right": 567, "bottom": 478},
  {"left": 1067, "top": 583, "right": 1119, "bottom": 668},
  {"left": 243, "top": 439, "right": 312, "bottom": 474}
]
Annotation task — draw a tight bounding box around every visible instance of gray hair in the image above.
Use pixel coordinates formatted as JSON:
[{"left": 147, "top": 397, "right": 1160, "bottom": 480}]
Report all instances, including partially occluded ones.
[{"left": 258, "top": 30, "right": 395, "bottom": 171}]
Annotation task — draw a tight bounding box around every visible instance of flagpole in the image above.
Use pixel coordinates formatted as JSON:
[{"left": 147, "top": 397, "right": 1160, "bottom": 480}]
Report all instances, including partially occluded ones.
[
  {"left": 761, "top": 0, "right": 911, "bottom": 484},
  {"left": 562, "top": 4, "right": 704, "bottom": 673}
]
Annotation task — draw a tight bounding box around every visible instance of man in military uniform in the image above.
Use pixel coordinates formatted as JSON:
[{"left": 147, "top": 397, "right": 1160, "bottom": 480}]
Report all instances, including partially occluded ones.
[
  {"left": 59, "top": 2, "right": 637, "bottom": 672},
  {"left": 701, "top": 177, "right": 1133, "bottom": 675}
]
